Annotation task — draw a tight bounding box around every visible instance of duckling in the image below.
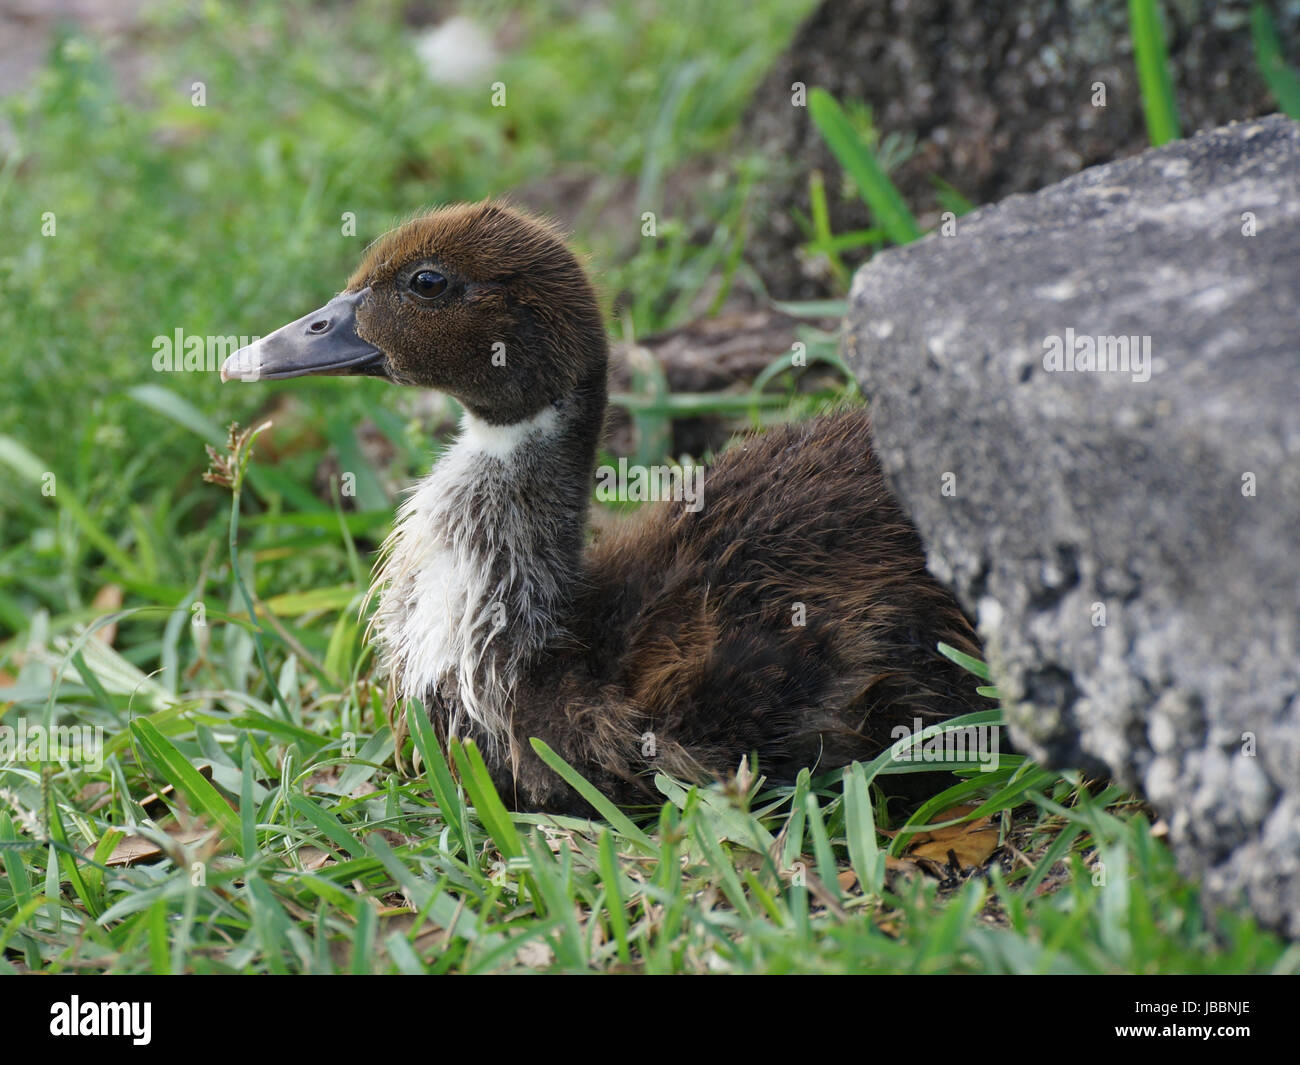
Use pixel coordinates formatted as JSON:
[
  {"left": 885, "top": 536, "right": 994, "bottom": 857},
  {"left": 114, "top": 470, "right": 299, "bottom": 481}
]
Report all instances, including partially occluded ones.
[{"left": 221, "top": 201, "right": 984, "bottom": 814}]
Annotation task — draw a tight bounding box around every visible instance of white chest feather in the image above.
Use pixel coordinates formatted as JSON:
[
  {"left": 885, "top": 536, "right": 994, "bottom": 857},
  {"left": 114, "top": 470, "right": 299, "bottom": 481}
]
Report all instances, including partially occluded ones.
[{"left": 368, "top": 407, "right": 566, "bottom": 754}]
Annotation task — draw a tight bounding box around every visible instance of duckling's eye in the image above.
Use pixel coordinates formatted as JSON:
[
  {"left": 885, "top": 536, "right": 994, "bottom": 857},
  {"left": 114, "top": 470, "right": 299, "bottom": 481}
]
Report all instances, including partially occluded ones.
[{"left": 409, "top": 270, "right": 447, "bottom": 299}]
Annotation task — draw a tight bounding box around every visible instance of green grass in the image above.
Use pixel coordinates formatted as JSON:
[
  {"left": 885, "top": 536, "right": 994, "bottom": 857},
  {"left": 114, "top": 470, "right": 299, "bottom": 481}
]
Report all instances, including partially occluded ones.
[
  {"left": 1, "top": 0, "right": 1296, "bottom": 974},
  {"left": 2, "top": 575, "right": 1292, "bottom": 972},
  {"left": 808, "top": 88, "right": 922, "bottom": 248},
  {"left": 1252, "top": 1, "right": 1300, "bottom": 118},
  {"left": 1129, "top": 0, "right": 1183, "bottom": 146}
]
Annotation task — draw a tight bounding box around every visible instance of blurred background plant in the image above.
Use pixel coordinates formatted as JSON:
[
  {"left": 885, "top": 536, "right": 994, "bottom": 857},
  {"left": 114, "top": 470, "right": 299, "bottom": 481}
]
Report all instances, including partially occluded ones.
[
  {"left": 1, "top": 0, "right": 1297, "bottom": 974},
  {"left": 0, "top": 0, "right": 816, "bottom": 645}
]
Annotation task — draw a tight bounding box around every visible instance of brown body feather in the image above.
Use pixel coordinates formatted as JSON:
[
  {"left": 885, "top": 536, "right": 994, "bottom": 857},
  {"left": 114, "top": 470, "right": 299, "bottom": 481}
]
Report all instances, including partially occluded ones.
[{"left": 445, "top": 407, "right": 984, "bottom": 814}]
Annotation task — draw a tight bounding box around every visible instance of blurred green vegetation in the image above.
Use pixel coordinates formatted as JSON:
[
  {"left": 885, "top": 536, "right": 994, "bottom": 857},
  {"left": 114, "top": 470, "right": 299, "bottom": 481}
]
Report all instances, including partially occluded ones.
[
  {"left": 0, "top": 0, "right": 1293, "bottom": 974},
  {"left": 0, "top": 0, "right": 813, "bottom": 642}
]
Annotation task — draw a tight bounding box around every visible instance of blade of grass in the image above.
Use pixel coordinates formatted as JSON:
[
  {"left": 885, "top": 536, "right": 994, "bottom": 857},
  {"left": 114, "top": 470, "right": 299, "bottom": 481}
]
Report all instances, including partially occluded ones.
[
  {"left": 45, "top": 798, "right": 101, "bottom": 920},
  {"left": 289, "top": 794, "right": 363, "bottom": 860},
  {"left": 131, "top": 718, "right": 242, "bottom": 852},
  {"left": 0, "top": 814, "right": 34, "bottom": 910},
  {"left": 240, "top": 743, "right": 257, "bottom": 863},
  {"left": 803, "top": 790, "right": 843, "bottom": 905},
  {"left": 771, "top": 298, "right": 848, "bottom": 319},
  {"left": 690, "top": 815, "right": 753, "bottom": 918},
  {"left": 806, "top": 168, "right": 850, "bottom": 287},
  {"left": 450, "top": 738, "right": 522, "bottom": 860},
  {"left": 530, "top": 738, "right": 655, "bottom": 853},
  {"left": 781, "top": 768, "right": 811, "bottom": 873},
  {"left": 1129, "top": 0, "right": 1182, "bottom": 145},
  {"left": 407, "top": 702, "right": 475, "bottom": 861},
  {"left": 597, "top": 829, "right": 632, "bottom": 964},
  {"left": 147, "top": 896, "right": 171, "bottom": 974},
  {"left": 1251, "top": 2, "right": 1300, "bottom": 118},
  {"left": 248, "top": 876, "right": 291, "bottom": 975},
  {"left": 1023, "top": 823, "right": 1086, "bottom": 896},
  {"left": 808, "top": 88, "right": 922, "bottom": 245},
  {"left": 938, "top": 641, "right": 992, "bottom": 681},
  {"left": 843, "top": 761, "right": 883, "bottom": 894}
]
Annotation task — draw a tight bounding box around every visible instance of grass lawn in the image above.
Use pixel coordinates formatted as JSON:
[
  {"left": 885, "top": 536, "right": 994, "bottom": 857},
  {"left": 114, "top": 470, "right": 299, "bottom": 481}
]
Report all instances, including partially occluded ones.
[{"left": 0, "top": 0, "right": 1295, "bottom": 974}]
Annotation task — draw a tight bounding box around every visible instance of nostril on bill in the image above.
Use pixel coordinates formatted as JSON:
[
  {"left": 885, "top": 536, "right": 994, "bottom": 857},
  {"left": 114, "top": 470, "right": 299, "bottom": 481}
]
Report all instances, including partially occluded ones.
[{"left": 309, "top": 319, "right": 330, "bottom": 334}]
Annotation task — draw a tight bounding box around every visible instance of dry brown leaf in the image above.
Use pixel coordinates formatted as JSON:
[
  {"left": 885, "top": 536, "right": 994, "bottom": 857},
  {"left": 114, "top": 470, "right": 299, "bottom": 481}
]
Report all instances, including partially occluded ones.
[
  {"left": 515, "top": 940, "right": 554, "bottom": 969},
  {"left": 297, "top": 846, "right": 333, "bottom": 871},
  {"left": 732, "top": 756, "right": 756, "bottom": 796},
  {"left": 303, "top": 765, "right": 341, "bottom": 792},
  {"left": 372, "top": 827, "right": 408, "bottom": 848},
  {"left": 138, "top": 764, "right": 214, "bottom": 816},
  {"left": 78, "top": 780, "right": 111, "bottom": 812},
  {"left": 91, "top": 584, "right": 124, "bottom": 645},
  {"left": 95, "top": 828, "right": 215, "bottom": 866},
  {"left": 905, "top": 803, "right": 999, "bottom": 869}
]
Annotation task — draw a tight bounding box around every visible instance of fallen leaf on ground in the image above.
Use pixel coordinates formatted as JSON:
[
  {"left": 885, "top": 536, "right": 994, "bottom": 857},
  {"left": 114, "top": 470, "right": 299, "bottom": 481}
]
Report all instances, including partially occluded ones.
[
  {"left": 516, "top": 940, "right": 554, "bottom": 968},
  {"left": 91, "top": 585, "right": 124, "bottom": 645},
  {"left": 905, "top": 804, "right": 999, "bottom": 869},
  {"left": 94, "top": 828, "right": 216, "bottom": 866}
]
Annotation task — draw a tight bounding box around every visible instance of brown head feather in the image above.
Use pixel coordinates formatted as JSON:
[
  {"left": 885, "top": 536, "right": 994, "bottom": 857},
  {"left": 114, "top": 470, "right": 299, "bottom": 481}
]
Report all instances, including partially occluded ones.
[{"left": 343, "top": 200, "right": 607, "bottom": 425}]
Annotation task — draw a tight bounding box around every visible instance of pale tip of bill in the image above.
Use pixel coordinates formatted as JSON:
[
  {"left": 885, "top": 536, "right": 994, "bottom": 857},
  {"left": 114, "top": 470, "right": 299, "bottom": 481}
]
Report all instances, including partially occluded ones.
[{"left": 220, "top": 343, "right": 261, "bottom": 383}]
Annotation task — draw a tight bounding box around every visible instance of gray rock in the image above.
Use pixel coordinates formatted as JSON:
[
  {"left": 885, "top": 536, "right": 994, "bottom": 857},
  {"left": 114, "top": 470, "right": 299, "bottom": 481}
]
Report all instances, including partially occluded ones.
[
  {"left": 844, "top": 115, "right": 1300, "bottom": 935},
  {"left": 742, "top": 0, "right": 1300, "bottom": 299}
]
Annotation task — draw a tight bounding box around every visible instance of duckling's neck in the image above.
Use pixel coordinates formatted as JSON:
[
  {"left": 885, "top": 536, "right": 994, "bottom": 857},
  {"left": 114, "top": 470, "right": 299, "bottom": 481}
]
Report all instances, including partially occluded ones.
[{"left": 371, "top": 381, "right": 603, "bottom": 755}]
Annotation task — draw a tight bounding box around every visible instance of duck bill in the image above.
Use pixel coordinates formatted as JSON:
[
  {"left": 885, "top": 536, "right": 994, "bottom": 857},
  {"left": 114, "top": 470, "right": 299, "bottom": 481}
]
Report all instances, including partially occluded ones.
[{"left": 220, "top": 288, "right": 386, "bottom": 382}]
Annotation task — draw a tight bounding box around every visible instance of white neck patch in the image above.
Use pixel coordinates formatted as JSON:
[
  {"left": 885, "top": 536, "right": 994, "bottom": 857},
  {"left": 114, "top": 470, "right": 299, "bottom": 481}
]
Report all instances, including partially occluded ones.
[
  {"left": 368, "top": 403, "right": 569, "bottom": 756},
  {"left": 459, "top": 405, "right": 560, "bottom": 459}
]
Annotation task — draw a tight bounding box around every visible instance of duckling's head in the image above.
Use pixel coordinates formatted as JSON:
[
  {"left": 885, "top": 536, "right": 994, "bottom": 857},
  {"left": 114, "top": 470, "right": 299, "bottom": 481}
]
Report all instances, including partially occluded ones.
[{"left": 221, "top": 201, "right": 607, "bottom": 425}]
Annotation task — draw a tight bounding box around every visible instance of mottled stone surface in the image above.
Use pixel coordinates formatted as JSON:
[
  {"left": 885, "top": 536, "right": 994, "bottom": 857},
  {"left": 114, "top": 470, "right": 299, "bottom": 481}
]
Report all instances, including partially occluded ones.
[
  {"left": 743, "top": 0, "right": 1300, "bottom": 298},
  {"left": 844, "top": 116, "right": 1300, "bottom": 935}
]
